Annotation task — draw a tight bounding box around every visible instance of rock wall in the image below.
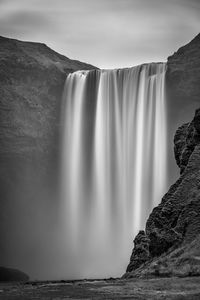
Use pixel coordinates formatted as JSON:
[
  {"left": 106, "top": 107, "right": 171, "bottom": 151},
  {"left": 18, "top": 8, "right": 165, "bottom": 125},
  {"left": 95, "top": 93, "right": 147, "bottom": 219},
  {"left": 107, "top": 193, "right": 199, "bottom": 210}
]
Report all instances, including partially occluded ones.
[
  {"left": 125, "top": 33, "right": 200, "bottom": 278},
  {"left": 0, "top": 36, "right": 95, "bottom": 158},
  {"left": 167, "top": 33, "right": 200, "bottom": 104},
  {"left": 166, "top": 33, "right": 200, "bottom": 184}
]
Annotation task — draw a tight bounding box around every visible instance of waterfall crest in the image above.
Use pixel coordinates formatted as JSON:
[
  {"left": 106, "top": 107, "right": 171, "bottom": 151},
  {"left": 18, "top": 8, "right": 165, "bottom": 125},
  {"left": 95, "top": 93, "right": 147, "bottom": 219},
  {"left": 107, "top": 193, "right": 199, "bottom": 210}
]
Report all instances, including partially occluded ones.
[{"left": 61, "top": 63, "right": 167, "bottom": 278}]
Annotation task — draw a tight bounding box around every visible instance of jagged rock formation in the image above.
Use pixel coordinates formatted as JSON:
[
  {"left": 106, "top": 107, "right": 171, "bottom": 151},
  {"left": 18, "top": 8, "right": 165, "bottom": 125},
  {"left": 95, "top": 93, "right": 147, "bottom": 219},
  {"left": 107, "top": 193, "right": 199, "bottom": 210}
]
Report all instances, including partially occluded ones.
[
  {"left": 0, "top": 36, "right": 96, "bottom": 274},
  {"left": 125, "top": 34, "right": 200, "bottom": 278},
  {"left": 125, "top": 108, "right": 200, "bottom": 278}
]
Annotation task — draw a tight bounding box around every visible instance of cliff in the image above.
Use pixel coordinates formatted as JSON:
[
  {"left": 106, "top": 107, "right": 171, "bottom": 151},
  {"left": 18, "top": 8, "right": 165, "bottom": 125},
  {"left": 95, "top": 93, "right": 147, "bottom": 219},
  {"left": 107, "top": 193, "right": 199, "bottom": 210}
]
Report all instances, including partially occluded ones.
[
  {"left": 0, "top": 35, "right": 95, "bottom": 157},
  {"left": 125, "top": 33, "right": 200, "bottom": 278},
  {"left": 167, "top": 33, "right": 200, "bottom": 104},
  {"left": 0, "top": 36, "right": 96, "bottom": 273}
]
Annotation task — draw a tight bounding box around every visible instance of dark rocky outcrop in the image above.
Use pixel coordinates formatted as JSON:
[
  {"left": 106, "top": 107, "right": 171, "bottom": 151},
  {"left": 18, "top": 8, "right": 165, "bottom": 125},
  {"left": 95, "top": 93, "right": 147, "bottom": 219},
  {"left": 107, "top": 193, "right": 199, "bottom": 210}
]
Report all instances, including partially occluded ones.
[
  {"left": 125, "top": 108, "right": 200, "bottom": 278},
  {"left": 125, "top": 34, "right": 200, "bottom": 278},
  {"left": 0, "top": 266, "right": 29, "bottom": 282},
  {"left": 126, "top": 231, "right": 150, "bottom": 272}
]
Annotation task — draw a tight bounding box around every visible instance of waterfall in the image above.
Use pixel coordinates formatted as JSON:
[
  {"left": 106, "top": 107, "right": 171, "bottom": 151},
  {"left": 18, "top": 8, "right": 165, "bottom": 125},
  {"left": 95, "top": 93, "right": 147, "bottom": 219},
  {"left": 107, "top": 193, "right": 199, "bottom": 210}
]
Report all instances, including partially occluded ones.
[{"left": 61, "top": 63, "right": 167, "bottom": 278}]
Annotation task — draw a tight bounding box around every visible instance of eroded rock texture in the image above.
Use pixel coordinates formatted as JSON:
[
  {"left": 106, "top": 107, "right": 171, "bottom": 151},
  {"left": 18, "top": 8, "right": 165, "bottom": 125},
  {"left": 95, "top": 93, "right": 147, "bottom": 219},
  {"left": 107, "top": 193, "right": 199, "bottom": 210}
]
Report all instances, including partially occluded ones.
[{"left": 125, "top": 34, "right": 200, "bottom": 278}]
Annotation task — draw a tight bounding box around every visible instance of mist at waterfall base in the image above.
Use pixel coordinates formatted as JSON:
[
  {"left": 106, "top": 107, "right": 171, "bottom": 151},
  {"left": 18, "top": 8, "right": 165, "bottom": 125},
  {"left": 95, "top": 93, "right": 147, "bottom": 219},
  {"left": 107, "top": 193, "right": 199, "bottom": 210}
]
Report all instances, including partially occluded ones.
[{"left": 59, "top": 63, "right": 168, "bottom": 279}]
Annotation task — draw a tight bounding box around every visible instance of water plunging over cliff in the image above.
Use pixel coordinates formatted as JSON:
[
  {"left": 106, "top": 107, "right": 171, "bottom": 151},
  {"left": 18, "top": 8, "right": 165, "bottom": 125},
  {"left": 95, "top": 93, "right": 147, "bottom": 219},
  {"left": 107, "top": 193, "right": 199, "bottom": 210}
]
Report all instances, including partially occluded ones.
[{"left": 61, "top": 63, "right": 167, "bottom": 278}]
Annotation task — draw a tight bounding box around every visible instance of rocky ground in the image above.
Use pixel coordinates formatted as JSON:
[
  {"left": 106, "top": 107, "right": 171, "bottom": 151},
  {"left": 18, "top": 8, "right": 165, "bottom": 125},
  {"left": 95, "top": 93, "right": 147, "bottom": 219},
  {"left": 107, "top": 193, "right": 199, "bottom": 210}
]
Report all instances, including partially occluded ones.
[{"left": 0, "top": 277, "right": 200, "bottom": 299}]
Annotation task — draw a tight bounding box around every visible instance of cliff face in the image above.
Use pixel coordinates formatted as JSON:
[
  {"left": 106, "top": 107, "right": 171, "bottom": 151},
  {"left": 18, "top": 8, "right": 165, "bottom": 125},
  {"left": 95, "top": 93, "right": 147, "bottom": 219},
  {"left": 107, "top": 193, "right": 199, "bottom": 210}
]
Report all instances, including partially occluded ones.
[
  {"left": 125, "top": 34, "right": 200, "bottom": 278},
  {"left": 167, "top": 33, "right": 200, "bottom": 104},
  {"left": 166, "top": 33, "right": 200, "bottom": 184},
  {"left": 0, "top": 36, "right": 95, "bottom": 157},
  {"left": 0, "top": 36, "right": 96, "bottom": 274}
]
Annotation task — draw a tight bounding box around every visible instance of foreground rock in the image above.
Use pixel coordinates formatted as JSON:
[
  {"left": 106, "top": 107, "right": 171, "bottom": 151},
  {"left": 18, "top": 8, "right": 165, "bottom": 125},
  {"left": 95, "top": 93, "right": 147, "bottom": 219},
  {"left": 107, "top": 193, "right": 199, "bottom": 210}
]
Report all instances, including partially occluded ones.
[
  {"left": 125, "top": 34, "right": 200, "bottom": 278},
  {"left": 0, "top": 267, "right": 29, "bottom": 282}
]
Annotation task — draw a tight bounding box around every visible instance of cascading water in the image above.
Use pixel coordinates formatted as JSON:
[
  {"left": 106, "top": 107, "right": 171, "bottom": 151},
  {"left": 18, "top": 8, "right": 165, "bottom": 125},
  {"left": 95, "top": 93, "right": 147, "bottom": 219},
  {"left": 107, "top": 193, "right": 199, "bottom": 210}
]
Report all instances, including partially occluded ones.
[{"left": 61, "top": 63, "right": 167, "bottom": 278}]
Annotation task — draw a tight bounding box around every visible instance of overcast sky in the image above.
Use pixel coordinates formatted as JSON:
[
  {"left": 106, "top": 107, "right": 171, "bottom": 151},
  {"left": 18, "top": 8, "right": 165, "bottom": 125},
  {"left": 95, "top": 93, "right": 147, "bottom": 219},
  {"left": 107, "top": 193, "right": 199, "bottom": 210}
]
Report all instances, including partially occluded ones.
[{"left": 0, "top": 0, "right": 199, "bottom": 68}]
